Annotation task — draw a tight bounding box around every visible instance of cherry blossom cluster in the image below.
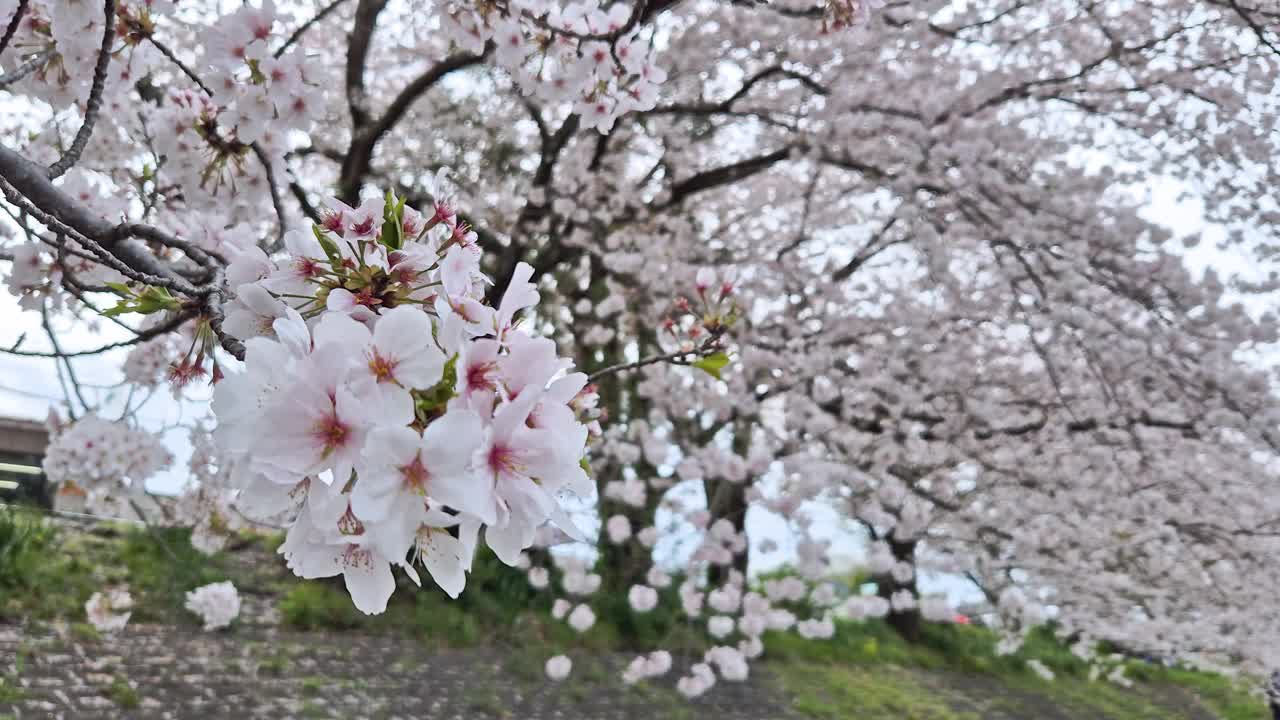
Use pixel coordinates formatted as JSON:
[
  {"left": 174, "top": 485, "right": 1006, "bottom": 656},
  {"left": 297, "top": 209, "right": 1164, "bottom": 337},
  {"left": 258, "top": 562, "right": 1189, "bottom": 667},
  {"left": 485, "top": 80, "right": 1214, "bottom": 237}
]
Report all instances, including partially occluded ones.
[
  {"left": 212, "top": 182, "right": 594, "bottom": 613},
  {"left": 99, "top": 3, "right": 306, "bottom": 217},
  {"left": 122, "top": 331, "right": 183, "bottom": 389},
  {"left": 199, "top": 1, "right": 321, "bottom": 141},
  {"left": 183, "top": 580, "right": 242, "bottom": 631},
  {"left": 654, "top": 267, "right": 738, "bottom": 362},
  {"left": 149, "top": 88, "right": 265, "bottom": 205},
  {"left": 523, "top": 517, "right": 905, "bottom": 694},
  {"left": 2, "top": 172, "right": 129, "bottom": 311},
  {"left": 621, "top": 650, "right": 672, "bottom": 684},
  {"left": 442, "top": 0, "right": 666, "bottom": 132},
  {"left": 3, "top": 242, "right": 60, "bottom": 311},
  {"left": 42, "top": 412, "right": 172, "bottom": 515},
  {"left": 84, "top": 587, "right": 133, "bottom": 634},
  {"left": 545, "top": 653, "right": 572, "bottom": 680},
  {"left": 0, "top": 0, "right": 112, "bottom": 107},
  {"left": 823, "top": 0, "right": 886, "bottom": 32}
]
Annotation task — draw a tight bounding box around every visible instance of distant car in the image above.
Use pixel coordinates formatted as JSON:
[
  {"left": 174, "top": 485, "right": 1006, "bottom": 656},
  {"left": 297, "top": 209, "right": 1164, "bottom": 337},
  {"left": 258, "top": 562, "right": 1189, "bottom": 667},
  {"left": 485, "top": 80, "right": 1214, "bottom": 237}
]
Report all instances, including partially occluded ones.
[{"left": 0, "top": 417, "right": 51, "bottom": 508}]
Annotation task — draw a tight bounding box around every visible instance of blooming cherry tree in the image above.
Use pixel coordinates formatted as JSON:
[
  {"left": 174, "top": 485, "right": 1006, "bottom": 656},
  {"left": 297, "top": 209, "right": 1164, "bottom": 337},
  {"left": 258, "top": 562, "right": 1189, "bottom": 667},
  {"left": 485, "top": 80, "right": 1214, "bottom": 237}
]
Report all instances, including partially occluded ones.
[{"left": 2, "top": 0, "right": 1279, "bottom": 696}]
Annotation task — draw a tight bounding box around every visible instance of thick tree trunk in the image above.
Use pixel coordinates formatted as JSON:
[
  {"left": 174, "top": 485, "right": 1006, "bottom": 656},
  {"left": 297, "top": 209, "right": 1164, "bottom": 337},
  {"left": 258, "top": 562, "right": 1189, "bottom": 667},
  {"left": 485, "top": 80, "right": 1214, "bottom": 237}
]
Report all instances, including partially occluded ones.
[
  {"left": 705, "top": 423, "right": 751, "bottom": 586},
  {"left": 705, "top": 477, "right": 749, "bottom": 586},
  {"left": 886, "top": 600, "right": 923, "bottom": 642},
  {"left": 596, "top": 488, "right": 654, "bottom": 594},
  {"left": 586, "top": 269, "right": 661, "bottom": 594},
  {"left": 874, "top": 536, "right": 922, "bottom": 643}
]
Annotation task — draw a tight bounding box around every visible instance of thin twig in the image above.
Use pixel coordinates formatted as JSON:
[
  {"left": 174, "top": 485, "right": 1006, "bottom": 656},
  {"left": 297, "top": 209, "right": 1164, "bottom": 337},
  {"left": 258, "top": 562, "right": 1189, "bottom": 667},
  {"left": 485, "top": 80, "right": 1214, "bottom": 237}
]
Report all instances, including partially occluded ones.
[
  {"left": 0, "top": 0, "right": 27, "bottom": 56},
  {"left": 2, "top": 310, "right": 194, "bottom": 357},
  {"left": 289, "top": 180, "right": 322, "bottom": 225},
  {"left": 41, "top": 302, "right": 92, "bottom": 414},
  {"left": 143, "top": 33, "right": 212, "bottom": 95},
  {"left": 250, "top": 143, "right": 289, "bottom": 245},
  {"left": 204, "top": 268, "right": 246, "bottom": 361},
  {"left": 0, "top": 176, "right": 200, "bottom": 294},
  {"left": 139, "top": 28, "right": 288, "bottom": 244},
  {"left": 0, "top": 47, "right": 53, "bottom": 87},
  {"left": 275, "top": 0, "right": 351, "bottom": 58},
  {"left": 587, "top": 346, "right": 717, "bottom": 382},
  {"left": 0, "top": 148, "right": 204, "bottom": 293},
  {"left": 48, "top": 0, "right": 116, "bottom": 179}
]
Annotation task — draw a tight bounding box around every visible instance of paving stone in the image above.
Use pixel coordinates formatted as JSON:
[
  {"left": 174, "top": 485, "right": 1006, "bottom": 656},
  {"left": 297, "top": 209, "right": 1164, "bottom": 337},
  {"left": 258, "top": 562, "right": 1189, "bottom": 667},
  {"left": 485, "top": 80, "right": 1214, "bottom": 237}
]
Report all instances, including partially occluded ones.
[{"left": 0, "top": 619, "right": 799, "bottom": 719}]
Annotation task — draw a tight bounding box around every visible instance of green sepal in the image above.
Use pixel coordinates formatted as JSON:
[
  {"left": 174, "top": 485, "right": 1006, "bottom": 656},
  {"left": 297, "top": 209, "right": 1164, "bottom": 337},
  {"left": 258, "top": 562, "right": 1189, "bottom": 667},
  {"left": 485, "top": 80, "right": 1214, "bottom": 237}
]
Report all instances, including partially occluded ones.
[
  {"left": 692, "top": 351, "right": 731, "bottom": 380},
  {"left": 413, "top": 353, "right": 460, "bottom": 417},
  {"left": 380, "top": 189, "right": 405, "bottom": 251},
  {"left": 103, "top": 285, "right": 181, "bottom": 317},
  {"left": 104, "top": 281, "right": 133, "bottom": 297},
  {"left": 312, "top": 224, "right": 343, "bottom": 266}
]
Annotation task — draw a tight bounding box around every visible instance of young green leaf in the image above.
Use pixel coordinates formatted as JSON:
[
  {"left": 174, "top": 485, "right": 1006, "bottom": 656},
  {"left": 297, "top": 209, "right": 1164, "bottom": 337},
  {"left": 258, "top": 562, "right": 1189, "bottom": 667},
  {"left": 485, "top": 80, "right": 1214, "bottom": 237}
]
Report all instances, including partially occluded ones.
[{"left": 692, "top": 351, "right": 731, "bottom": 380}]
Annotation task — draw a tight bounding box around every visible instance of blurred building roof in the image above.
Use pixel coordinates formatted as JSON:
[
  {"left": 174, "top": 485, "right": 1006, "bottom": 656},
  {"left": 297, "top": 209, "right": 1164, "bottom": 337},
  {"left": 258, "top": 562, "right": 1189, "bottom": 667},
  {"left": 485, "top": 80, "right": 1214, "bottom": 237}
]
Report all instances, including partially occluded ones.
[{"left": 0, "top": 416, "right": 48, "bottom": 456}]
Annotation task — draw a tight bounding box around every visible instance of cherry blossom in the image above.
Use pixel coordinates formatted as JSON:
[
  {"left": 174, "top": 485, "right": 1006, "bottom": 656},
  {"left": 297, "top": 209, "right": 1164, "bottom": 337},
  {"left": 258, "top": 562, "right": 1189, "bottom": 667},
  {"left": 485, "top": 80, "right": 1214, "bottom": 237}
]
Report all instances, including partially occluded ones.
[
  {"left": 42, "top": 414, "right": 171, "bottom": 515},
  {"left": 628, "top": 585, "right": 658, "bottom": 613},
  {"left": 184, "top": 581, "right": 242, "bottom": 631},
  {"left": 85, "top": 588, "right": 133, "bottom": 634},
  {"left": 545, "top": 654, "right": 573, "bottom": 681},
  {"left": 567, "top": 604, "right": 596, "bottom": 633}
]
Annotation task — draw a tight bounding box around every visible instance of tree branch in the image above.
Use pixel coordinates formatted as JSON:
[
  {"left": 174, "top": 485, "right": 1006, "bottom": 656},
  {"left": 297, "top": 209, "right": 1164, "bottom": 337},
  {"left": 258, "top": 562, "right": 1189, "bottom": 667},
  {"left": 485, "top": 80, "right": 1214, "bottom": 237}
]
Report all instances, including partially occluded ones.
[
  {"left": 587, "top": 346, "right": 716, "bottom": 382},
  {"left": 0, "top": 47, "right": 53, "bottom": 87},
  {"left": 275, "top": 0, "right": 352, "bottom": 58},
  {"left": 345, "top": 0, "right": 388, "bottom": 130},
  {"left": 337, "top": 49, "right": 488, "bottom": 204},
  {"left": 48, "top": 0, "right": 116, "bottom": 179},
  {"left": 662, "top": 146, "right": 794, "bottom": 207},
  {"left": 0, "top": 0, "right": 26, "bottom": 57},
  {"left": 0, "top": 145, "right": 203, "bottom": 294}
]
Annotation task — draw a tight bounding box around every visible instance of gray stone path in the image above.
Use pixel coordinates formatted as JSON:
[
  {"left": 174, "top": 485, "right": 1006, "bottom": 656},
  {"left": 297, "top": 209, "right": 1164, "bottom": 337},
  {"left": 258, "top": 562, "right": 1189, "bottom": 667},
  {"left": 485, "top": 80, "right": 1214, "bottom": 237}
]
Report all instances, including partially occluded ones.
[{"left": 0, "top": 622, "right": 798, "bottom": 719}]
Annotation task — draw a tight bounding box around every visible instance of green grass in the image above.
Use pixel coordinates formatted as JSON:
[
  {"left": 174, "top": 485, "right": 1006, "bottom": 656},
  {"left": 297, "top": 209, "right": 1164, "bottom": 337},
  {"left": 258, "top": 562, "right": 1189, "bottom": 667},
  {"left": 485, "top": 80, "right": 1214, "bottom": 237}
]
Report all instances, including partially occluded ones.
[
  {"left": 279, "top": 576, "right": 551, "bottom": 648},
  {"left": 777, "top": 662, "right": 980, "bottom": 720},
  {"left": 0, "top": 510, "right": 237, "bottom": 624},
  {"left": 0, "top": 677, "right": 24, "bottom": 705},
  {"left": 0, "top": 506, "right": 55, "bottom": 589},
  {"left": 0, "top": 507, "right": 99, "bottom": 621},
  {"left": 103, "top": 677, "right": 140, "bottom": 709},
  {"left": 255, "top": 650, "right": 290, "bottom": 677},
  {"left": 117, "top": 526, "right": 233, "bottom": 622},
  {"left": 1136, "top": 666, "right": 1266, "bottom": 720},
  {"left": 766, "top": 619, "right": 1098, "bottom": 681},
  {"left": 275, "top": 552, "right": 714, "bottom": 659},
  {"left": 278, "top": 582, "right": 367, "bottom": 631},
  {"left": 300, "top": 676, "right": 324, "bottom": 696},
  {"left": 775, "top": 658, "right": 1265, "bottom": 720},
  {"left": 2, "top": 639, "right": 30, "bottom": 704},
  {"left": 278, "top": 550, "right": 605, "bottom": 652},
  {"left": 461, "top": 681, "right": 509, "bottom": 718},
  {"left": 69, "top": 622, "right": 102, "bottom": 643},
  {"left": 768, "top": 618, "right": 1265, "bottom": 720}
]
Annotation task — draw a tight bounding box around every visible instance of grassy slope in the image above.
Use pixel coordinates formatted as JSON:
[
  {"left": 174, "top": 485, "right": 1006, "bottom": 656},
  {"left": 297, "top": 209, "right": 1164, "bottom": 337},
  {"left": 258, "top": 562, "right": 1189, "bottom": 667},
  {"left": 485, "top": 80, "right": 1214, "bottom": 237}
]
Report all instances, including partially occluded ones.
[
  {"left": 0, "top": 506, "right": 1267, "bottom": 720},
  {"left": 762, "top": 590, "right": 1263, "bottom": 720}
]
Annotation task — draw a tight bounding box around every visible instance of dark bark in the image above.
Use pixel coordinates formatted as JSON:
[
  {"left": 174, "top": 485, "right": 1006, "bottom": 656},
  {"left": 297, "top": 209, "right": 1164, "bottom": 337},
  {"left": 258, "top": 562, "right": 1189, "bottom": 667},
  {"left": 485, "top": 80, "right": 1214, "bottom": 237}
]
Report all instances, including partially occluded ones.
[{"left": 875, "top": 536, "right": 922, "bottom": 643}]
